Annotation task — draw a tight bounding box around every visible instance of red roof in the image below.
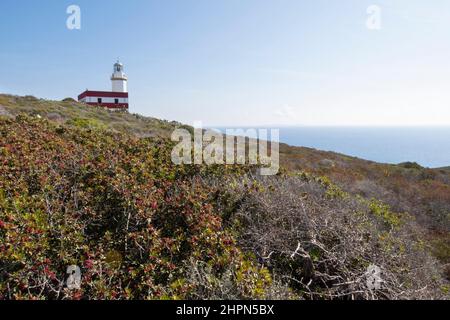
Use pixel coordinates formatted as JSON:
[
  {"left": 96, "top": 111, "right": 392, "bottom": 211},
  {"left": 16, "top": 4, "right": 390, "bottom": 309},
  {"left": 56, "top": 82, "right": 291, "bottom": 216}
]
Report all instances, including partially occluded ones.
[{"left": 78, "top": 90, "right": 129, "bottom": 100}]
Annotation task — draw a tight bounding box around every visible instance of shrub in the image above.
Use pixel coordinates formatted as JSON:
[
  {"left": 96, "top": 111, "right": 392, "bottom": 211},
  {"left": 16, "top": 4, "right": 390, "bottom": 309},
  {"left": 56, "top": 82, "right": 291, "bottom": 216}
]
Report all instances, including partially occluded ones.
[
  {"left": 219, "top": 175, "right": 446, "bottom": 300},
  {"left": 0, "top": 116, "right": 271, "bottom": 299},
  {"left": 0, "top": 115, "right": 447, "bottom": 300}
]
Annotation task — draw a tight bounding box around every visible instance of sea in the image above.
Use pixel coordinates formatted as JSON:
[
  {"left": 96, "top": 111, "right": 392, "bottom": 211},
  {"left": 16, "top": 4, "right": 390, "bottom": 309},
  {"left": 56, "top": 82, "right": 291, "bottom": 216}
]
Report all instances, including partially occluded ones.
[{"left": 214, "top": 127, "right": 450, "bottom": 169}]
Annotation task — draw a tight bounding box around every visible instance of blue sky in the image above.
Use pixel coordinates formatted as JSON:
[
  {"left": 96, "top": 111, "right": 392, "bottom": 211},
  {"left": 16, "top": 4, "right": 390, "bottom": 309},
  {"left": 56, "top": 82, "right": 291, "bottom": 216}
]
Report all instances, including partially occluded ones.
[{"left": 1, "top": 0, "right": 450, "bottom": 126}]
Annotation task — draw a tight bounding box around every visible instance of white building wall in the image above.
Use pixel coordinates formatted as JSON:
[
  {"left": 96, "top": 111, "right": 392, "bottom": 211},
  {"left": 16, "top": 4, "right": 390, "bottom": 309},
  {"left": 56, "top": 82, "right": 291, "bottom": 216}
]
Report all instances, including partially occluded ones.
[
  {"left": 85, "top": 97, "right": 128, "bottom": 103},
  {"left": 112, "top": 80, "right": 127, "bottom": 93}
]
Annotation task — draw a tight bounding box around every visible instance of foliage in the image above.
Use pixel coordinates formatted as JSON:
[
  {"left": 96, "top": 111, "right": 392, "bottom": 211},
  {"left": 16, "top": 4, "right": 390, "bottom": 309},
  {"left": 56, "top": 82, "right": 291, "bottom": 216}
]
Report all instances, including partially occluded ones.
[
  {"left": 67, "top": 117, "right": 107, "bottom": 130},
  {"left": 0, "top": 94, "right": 448, "bottom": 300},
  {"left": 221, "top": 175, "right": 446, "bottom": 299},
  {"left": 279, "top": 140, "right": 450, "bottom": 272},
  {"left": 0, "top": 116, "right": 272, "bottom": 299},
  {"left": 0, "top": 94, "right": 185, "bottom": 139}
]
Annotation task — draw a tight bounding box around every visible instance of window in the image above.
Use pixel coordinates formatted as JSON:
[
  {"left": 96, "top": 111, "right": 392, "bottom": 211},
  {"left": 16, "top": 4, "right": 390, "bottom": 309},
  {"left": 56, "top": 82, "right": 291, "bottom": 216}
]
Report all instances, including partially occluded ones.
[
  {"left": 98, "top": 98, "right": 102, "bottom": 103},
  {"left": 115, "top": 99, "right": 119, "bottom": 104}
]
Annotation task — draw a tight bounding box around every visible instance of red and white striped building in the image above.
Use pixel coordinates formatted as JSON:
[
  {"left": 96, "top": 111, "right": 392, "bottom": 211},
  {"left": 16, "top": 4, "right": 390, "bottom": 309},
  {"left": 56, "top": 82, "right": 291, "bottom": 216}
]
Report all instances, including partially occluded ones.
[{"left": 78, "top": 61, "right": 129, "bottom": 110}]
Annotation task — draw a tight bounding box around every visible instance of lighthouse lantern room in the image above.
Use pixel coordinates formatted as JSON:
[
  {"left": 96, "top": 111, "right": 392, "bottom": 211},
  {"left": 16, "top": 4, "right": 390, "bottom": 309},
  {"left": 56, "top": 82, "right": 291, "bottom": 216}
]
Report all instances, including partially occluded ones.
[
  {"left": 111, "top": 61, "right": 128, "bottom": 93},
  {"left": 78, "top": 61, "right": 129, "bottom": 110}
]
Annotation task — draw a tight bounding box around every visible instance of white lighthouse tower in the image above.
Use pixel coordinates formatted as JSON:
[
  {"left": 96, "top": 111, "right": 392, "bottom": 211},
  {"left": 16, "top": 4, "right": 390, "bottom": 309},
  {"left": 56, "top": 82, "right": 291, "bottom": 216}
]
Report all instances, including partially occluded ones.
[
  {"left": 78, "top": 60, "right": 130, "bottom": 110},
  {"left": 111, "top": 61, "right": 128, "bottom": 93}
]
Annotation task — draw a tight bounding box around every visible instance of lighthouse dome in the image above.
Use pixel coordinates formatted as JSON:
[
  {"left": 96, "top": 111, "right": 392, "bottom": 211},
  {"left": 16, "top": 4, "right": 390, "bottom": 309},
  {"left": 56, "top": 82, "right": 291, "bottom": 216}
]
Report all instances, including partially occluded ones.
[{"left": 114, "top": 61, "right": 124, "bottom": 73}]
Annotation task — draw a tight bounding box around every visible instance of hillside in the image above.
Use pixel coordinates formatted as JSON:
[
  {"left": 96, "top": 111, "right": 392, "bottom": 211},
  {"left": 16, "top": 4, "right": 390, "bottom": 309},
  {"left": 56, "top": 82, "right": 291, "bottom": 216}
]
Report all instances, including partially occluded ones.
[
  {"left": 2, "top": 94, "right": 447, "bottom": 248},
  {"left": 279, "top": 143, "right": 450, "bottom": 277},
  {"left": 0, "top": 94, "right": 448, "bottom": 300},
  {"left": 0, "top": 94, "right": 189, "bottom": 138}
]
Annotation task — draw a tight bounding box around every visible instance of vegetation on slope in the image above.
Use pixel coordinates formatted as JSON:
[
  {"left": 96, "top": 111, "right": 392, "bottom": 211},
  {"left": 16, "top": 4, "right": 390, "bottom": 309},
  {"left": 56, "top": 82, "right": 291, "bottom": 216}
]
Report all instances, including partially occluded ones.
[
  {"left": 0, "top": 94, "right": 448, "bottom": 299},
  {"left": 280, "top": 144, "right": 450, "bottom": 279},
  {"left": 0, "top": 94, "right": 188, "bottom": 138},
  {"left": 0, "top": 115, "right": 273, "bottom": 299}
]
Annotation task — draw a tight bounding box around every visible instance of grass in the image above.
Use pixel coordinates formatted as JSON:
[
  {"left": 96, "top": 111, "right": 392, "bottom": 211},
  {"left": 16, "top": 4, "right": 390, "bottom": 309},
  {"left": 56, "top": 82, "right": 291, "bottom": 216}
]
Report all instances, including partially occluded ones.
[{"left": 0, "top": 94, "right": 189, "bottom": 139}]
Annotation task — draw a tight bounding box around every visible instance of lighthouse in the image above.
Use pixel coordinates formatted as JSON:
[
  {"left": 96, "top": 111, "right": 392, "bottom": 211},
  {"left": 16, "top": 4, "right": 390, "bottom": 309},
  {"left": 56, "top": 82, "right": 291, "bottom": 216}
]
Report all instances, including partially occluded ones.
[
  {"left": 111, "top": 61, "right": 128, "bottom": 93},
  {"left": 78, "top": 61, "right": 129, "bottom": 110}
]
